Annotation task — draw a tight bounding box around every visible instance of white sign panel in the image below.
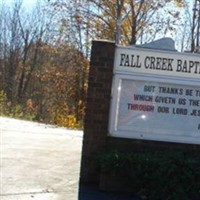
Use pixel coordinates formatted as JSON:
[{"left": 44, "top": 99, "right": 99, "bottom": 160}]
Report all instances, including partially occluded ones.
[
  {"left": 114, "top": 47, "right": 200, "bottom": 78},
  {"left": 109, "top": 46, "right": 200, "bottom": 144}
]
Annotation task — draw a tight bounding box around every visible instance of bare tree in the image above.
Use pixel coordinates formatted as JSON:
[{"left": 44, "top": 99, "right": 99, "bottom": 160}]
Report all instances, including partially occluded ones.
[
  {"left": 191, "top": 0, "right": 200, "bottom": 52},
  {"left": 0, "top": 0, "right": 53, "bottom": 103}
]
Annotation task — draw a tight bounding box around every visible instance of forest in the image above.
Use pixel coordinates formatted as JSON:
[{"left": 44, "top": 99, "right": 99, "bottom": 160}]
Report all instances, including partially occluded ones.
[{"left": 0, "top": 0, "right": 196, "bottom": 128}]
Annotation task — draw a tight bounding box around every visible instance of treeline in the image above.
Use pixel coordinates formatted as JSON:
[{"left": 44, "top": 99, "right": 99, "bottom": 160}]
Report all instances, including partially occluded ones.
[
  {"left": 0, "top": 0, "right": 191, "bottom": 127},
  {"left": 0, "top": 1, "right": 88, "bottom": 127}
]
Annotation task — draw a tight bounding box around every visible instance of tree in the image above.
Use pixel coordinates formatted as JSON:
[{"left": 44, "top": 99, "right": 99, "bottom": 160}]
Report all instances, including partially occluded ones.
[
  {"left": 190, "top": 0, "right": 200, "bottom": 52},
  {"left": 0, "top": 0, "right": 191, "bottom": 127},
  {"left": 0, "top": 0, "right": 89, "bottom": 127},
  {"left": 87, "top": 0, "right": 186, "bottom": 45},
  {"left": 26, "top": 42, "right": 88, "bottom": 126},
  {"left": 49, "top": 0, "right": 91, "bottom": 57},
  {"left": 1, "top": 0, "right": 58, "bottom": 103}
]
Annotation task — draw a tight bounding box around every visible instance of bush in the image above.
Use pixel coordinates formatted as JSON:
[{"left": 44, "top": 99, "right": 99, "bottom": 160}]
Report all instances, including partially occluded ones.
[
  {"left": 0, "top": 90, "right": 36, "bottom": 120},
  {"left": 98, "top": 150, "right": 200, "bottom": 200},
  {"left": 0, "top": 90, "right": 7, "bottom": 114},
  {"left": 53, "top": 113, "right": 82, "bottom": 129}
]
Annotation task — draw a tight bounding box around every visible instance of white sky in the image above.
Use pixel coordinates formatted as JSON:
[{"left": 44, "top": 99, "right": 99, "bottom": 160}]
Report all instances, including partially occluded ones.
[
  {"left": 2, "top": 0, "right": 38, "bottom": 3},
  {"left": 1, "top": 0, "right": 41, "bottom": 8}
]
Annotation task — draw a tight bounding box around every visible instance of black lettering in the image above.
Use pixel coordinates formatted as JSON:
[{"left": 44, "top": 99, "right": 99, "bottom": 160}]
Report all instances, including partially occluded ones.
[
  {"left": 172, "top": 108, "right": 188, "bottom": 115},
  {"left": 131, "top": 55, "right": 135, "bottom": 67},
  {"left": 135, "top": 55, "right": 141, "bottom": 68},
  {"left": 162, "top": 58, "right": 168, "bottom": 70},
  {"left": 158, "top": 87, "right": 182, "bottom": 95},
  {"left": 145, "top": 57, "right": 174, "bottom": 71},
  {"left": 144, "top": 56, "right": 150, "bottom": 68},
  {"left": 191, "top": 110, "right": 200, "bottom": 117},
  {"left": 176, "top": 60, "right": 200, "bottom": 74},
  {"left": 196, "top": 90, "right": 200, "bottom": 97},
  {"left": 120, "top": 54, "right": 141, "bottom": 68},
  {"left": 167, "top": 59, "right": 174, "bottom": 71},
  {"left": 179, "top": 88, "right": 183, "bottom": 95},
  {"left": 182, "top": 60, "right": 188, "bottom": 72},
  {"left": 176, "top": 59, "right": 182, "bottom": 72},
  {"left": 155, "top": 96, "right": 176, "bottom": 104},
  {"left": 194, "top": 61, "right": 200, "bottom": 74},
  {"left": 134, "top": 95, "right": 153, "bottom": 102},
  {"left": 150, "top": 57, "right": 156, "bottom": 69},
  {"left": 156, "top": 57, "right": 162, "bottom": 69},
  {"left": 189, "top": 61, "right": 194, "bottom": 73},
  {"left": 120, "top": 54, "right": 126, "bottom": 66},
  {"left": 189, "top": 99, "right": 200, "bottom": 106},
  {"left": 186, "top": 89, "right": 193, "bottom": 96},
  {"left": 124, "top": 54, "right": 130, "bottom": 66},
  {"left": 178, "top": 98, "right": 186, "bottom": 105},
  {"left": 144, "top": 85, "right": 156, "bottom": 92},
  {"left": 157, "top": 106, "right": 169, "bottom": 113}
]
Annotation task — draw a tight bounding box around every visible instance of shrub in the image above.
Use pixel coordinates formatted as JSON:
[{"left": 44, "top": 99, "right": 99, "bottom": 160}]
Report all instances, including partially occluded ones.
[
  {"left": 0, "top": 90, "right": 36, "bottom": 120},
  {"left": 0, "top": 90, "right": 7, "bottom": 115},
  {"left": 53, "top": 113, "right": 82, "bottom": 128},
  {"left": 98, "top": 150, "right": 200, "bottom": 200}
]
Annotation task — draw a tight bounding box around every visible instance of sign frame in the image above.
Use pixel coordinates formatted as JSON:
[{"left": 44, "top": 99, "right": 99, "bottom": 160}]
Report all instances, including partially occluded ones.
[{"left": 108, "top": 46, "right": 200, "bottom": 145}]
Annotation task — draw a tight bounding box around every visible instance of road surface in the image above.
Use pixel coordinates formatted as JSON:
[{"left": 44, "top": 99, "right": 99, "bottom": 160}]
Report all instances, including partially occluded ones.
[{"left": 0, "top": 117, "right": 83, "bottom": 200}]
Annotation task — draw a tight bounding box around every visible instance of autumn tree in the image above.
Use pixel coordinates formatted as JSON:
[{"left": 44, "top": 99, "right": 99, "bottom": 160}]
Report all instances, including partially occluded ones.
[
  {"left": 30, "top": 42, "right": 88, "bottom": 126},
  {"left": 87, "top": 0, "right": 186, "bottom": 45},
  {"left": 0, "top": 0, "right": 89, "bottom": 127},
  {"left": 0, "top": 1, "right": 50, "bottom": 103}
]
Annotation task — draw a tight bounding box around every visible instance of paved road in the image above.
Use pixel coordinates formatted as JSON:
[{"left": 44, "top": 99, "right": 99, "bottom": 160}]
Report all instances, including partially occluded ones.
[
  {"left": 0, "top": 117, "right": 142, "bottom": 200},
  {"left": 0, "top": 117, "right": 83, "bottom": 200}
]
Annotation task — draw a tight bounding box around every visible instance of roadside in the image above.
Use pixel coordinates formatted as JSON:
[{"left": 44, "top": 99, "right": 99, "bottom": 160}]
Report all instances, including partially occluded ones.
[{"left": 0, "top": 117, "right": 82, "bottom": 200}]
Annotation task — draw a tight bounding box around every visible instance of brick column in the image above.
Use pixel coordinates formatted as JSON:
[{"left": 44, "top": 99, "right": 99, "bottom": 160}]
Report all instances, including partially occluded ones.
[{"left": 80, "top": 40, "right": 115, "bottom": 183}]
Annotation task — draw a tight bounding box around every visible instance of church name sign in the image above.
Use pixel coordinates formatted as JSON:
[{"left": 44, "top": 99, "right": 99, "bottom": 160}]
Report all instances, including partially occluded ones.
[{"left": 109, "top": 46, "right": 200, "bottom": 145}]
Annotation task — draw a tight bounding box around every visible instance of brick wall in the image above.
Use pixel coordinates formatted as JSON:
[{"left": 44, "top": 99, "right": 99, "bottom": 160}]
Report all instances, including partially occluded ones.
[{"left": 80, "top": 40, "right": 115, "bottom": 183}]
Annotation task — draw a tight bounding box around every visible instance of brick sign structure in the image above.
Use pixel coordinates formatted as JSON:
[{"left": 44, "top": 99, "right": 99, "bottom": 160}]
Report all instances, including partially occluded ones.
[{"left": 80, "top": 40, "right": 200, "bottom": 187}]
